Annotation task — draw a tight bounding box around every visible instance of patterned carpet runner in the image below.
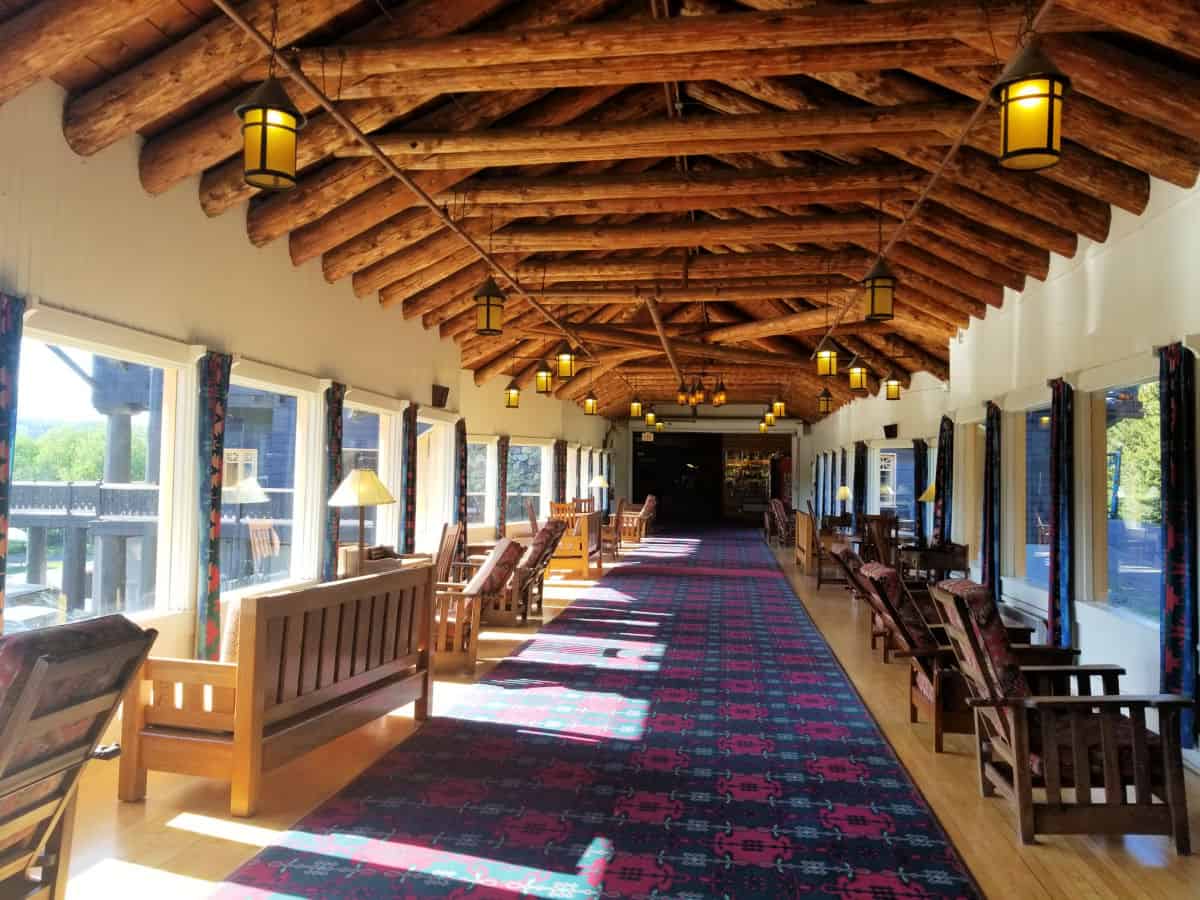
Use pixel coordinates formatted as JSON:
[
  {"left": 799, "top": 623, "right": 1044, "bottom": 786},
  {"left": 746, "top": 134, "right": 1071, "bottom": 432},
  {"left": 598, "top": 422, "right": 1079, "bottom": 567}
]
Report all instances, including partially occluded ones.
[{"left": 216, "top": 529, "right": 980, "bottom": 899}]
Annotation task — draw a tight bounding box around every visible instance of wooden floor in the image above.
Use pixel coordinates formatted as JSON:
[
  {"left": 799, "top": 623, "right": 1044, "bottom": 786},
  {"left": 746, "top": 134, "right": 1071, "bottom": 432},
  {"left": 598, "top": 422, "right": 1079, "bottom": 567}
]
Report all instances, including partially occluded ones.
[{"left": 61, "top": 544, "right": 1200, "bottom": 899}]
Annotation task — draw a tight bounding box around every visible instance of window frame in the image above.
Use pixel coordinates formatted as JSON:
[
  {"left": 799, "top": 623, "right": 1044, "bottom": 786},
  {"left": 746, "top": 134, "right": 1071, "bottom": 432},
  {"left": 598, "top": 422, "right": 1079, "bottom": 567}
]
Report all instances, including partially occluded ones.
[
  {"left": 508, "top": 438, "right": 553, "bottom": 522},
  {"left": 466, "top": 434, "right": 498, "bottom": 528}
]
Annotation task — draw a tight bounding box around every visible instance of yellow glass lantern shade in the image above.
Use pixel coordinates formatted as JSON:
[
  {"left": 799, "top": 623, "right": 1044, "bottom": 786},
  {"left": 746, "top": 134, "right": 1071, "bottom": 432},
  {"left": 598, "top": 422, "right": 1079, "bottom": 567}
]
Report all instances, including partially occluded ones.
[
  {"left": 758, "top": 421, "right": 768, "bottom": 434},
  {"left": 817, "top": 348, "right": 838, "bottom": 377},
  {"left": 236, "top": 78, "right": 306, "bottom": 191},
  {"left": 583, "top": 392, "right": 598, "bottom": 415},
  {"left": 655, "top": 421, "right": 665, "bottom": 432},
  {"left": 629, "top": 397, "right": 643, "bottom": 419},
  {"left": 504, "top": 381, "right": 520, "bottom": 409},
  {"left": 534, "top": 362, "right": 553, "bottom": 394},
  {"left": 713, "top": 381, "right": 727, "bottom": 407},
  {"left": 473, "top": 276, "right": 506, "bottom": 336},
  {"left": 817, "top": 388, "right": 833, "bottom": 415},
  {"left": 991, "top": 41, "right": 1070, "bottom": 171},
  {"left": 772, "top": 398, "right": 786, "bottom": 418},
  {"left": 885, "top": 376, "right": 902, "bottom": 400},
  {"left": 556, "top": 345, "right": 577, "bottom": 378},
  {"left": 676, "top": 380, "right": 689, "bottom": 405},
  {"left": 862, "top": 259, "right": 896, "bottom": 322},
  {"left": 848, "top": 364, "right": 869, "bottom": 392},
  {"left": 644, "top": 409, "right": 656, "bottom": 427},
  {"left": 764, "top": 410, "right": 776, "bottom": 427}
]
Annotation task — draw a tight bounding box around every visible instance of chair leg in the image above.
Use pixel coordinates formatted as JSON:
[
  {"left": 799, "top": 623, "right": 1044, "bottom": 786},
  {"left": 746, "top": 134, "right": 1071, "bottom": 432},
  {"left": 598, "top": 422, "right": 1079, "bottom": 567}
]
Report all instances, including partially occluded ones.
[
  {"left": 1011, "top": 708, "right": 1036, "bottom": 844},
  {"left": 932, "top": 677, "right": 945, "bottom": 754},
  {"left": 908, "top": 668, "right": 919, "bottom": 724},
  {"left": 1161, "top": 710, "right": 1192, "bottom": 855},
  {"left": 975, "top": 711, "right": 996, "bottom": 798}
]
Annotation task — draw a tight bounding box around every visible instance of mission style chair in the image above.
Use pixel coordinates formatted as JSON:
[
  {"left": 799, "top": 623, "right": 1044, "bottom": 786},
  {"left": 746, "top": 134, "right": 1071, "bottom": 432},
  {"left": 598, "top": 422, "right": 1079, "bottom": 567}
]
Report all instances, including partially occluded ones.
[
  {"left": 1, "top": 616, "right": 156, "bottom": 899},
  {"left": 433, "top": 538, "right": 524, "bottom": 672},
  {"left": 769, "top": 498, "right": 794, "bottom": 548},
  {"left": 480, "top": 519, "right": 567, "bottom": 626},
  {"left": 601, "top": 498, "right": 626, "bottom": 562},
  {"left": 931, "top": 579, "right": 1192, "bottom": 854}
]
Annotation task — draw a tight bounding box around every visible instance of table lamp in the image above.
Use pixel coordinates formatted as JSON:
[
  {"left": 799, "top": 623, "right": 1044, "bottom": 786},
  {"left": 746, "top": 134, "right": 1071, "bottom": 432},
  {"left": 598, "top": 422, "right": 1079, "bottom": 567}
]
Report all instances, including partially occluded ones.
[
  {"left": 918, "top": 482, "right": 936, "bottom": 503},
  {"left": 836, "top": 485, "right": 852, "bottom": 503},
  {"left": 328, "top": 468, "right": 396, "bottom": 567}
]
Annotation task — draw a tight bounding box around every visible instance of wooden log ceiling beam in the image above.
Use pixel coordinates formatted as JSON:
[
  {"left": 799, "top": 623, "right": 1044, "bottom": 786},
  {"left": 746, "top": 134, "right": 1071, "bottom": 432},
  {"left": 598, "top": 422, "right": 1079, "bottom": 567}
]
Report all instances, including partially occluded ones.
[
  {"left": 644, "top": 295, "right": 684, "bottom": 383},
  {"left": 512, "top": 324, "right": 813, "bottom": 368},
  {"left": 194, "top": 0, "right": 622, "bottom": 217},
  {"left": 310, "top": 41, "right": 992, "bottom": 98},
  {"left": 857, "top": 331, "right": 950, "bottom": 383},
  {"left": 62, "top": 0, "right": 365, "bottom": 157},
  {"left": 337, "top": 102, "right": 970, "bottom": 158},
  {"left": 1056, "top": 0, "right": 1200, "bottom": 61},
  {"left": 0, "top": 0, "right": 164, "bottom": 107},
  {"left": 285, "top": 2, "right": 1076, "bottom": 76},
  {"left": 555, "top": 350, "right": 662, "bottom": 399},
  {"left": 515, "top": 249, "right": 872, "bottom": 282},
  {"left": 135, "top": 0, "right": 509, "bottom": 196}
]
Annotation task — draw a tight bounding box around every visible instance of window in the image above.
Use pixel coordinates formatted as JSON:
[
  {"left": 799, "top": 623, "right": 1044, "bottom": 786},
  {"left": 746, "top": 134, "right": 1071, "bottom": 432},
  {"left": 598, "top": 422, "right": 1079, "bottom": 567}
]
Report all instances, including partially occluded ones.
[
  {"left": 8, "top": 338, "right": 170, "bottom": 632},
  {"left": 1101, "top": 382, "right": 1161, "bottom": 620},
  {"left": 878, "top": 448, "right": 916, "bottom": 537},
  {"left": 415, "top": 419, "right": 454, "bottom": 553},
  {"left": 341, "top": 406, "right": 381, "bottom": 549},
  {"left": 466, "top": 442, "right": 490, "bottom": 524},
  {"left": 221, "top": 383, "right": 298, "bottom": 592},
  {"left": 1024, "top": 408, "right": 1052, "bottom": 589},
  {"left": 507, "top": 444, "right": 544, "bottom": 523}
]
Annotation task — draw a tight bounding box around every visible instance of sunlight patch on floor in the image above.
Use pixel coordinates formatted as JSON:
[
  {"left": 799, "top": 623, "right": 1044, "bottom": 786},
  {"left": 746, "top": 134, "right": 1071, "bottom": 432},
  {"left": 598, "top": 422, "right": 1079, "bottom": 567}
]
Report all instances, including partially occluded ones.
[
  {"left": 166, "top": 812, "right": 286, "bottom": 848},
  {"left": 69, "top": 858, "right": 215, "bottom": 900}
]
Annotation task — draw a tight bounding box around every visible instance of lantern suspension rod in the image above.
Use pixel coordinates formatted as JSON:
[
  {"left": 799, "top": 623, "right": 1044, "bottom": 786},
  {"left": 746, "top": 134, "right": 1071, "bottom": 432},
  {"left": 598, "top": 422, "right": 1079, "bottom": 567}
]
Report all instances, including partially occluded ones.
[
  {"left": 808, "top": 0, "right": 1058, "bottom": 358},
  {"left": 210, "top": 0, "right": 594, "bottom": 359}
]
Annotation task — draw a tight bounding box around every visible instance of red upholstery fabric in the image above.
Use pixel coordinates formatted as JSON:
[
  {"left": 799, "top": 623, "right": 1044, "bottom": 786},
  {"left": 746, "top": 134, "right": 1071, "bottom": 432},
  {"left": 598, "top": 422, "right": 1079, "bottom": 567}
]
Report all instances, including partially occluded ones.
[
  {"left": 936, "top": 579, "right": 1030, "bottom": 699},
  {"left": 914, "top": 670, "right": 936, "bottom": 703},
  {"left": 466, "top": 539, "right": 524, "bottom": 597},
  {"left": 862, "top": 564, "right": 938, "bottom": 652}
]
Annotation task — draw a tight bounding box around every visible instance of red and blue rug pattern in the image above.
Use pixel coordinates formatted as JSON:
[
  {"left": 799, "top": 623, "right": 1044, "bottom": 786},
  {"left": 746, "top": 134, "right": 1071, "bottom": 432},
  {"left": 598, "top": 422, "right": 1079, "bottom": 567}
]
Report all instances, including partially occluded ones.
[{"left": 215, "top": 529, "right": 980, "bottom": 899}]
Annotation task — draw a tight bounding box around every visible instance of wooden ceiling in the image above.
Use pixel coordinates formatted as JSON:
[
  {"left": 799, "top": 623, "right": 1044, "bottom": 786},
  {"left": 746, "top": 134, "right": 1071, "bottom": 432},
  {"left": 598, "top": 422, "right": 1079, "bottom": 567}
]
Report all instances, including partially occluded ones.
[{"left": 5, "top": 0, "right": 1199, "bottom": 420}]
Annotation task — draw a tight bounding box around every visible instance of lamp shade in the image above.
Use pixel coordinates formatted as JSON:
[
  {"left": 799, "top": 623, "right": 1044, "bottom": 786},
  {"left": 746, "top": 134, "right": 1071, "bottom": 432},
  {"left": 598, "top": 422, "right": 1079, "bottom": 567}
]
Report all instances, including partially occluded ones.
[
  {"left": 644, "top": 408, "right": 656, "bottom": 427},
  {"left": 991, "top": 39, "right": 1070, "bottom": 171},
  {"left": 629, "top": 397, "right": 643, "bottom": 419},
  {"left": 885, "top": 376, "right": 902, "bottom": 400},
  {"left": 758, "top": 421, "right": 768, "bottom": 433},
  {"left": 817, "top": 347, "right": 838, "bottom": 377},
  {"left": 328, "top": 468, "right": 396, "bottom": 508},
  {"left": 534, "top": 361, "right": 554, "bottom": 394},
  {"left": 583, "top": 392, "right": 598, "bottom": 415},
  {"left": 655, "top": 421, "right": 665, "bottom": 432},
  {"left": 236, "top": 77, "right": 306, "bottom": 191},
  {"left": 772, "top": 398, "right": 786, "bottom": 418},
  {"left": 555, "top": 344, "right": 576, "bottom": 378},
  {"left": 474, "top": 276, "right": 506, "bottom": 336},
  {"left": 836, "top": 485, "right": 852, "bottom": 502},
  {"left": 588, "top": 474, "right": 609, "bottom": 489},
  {"left": 504, "top": 380, "right": 521, "bottom": 408},
  {"left": 848, "top": 363, "right": 869, "bottom": 392},
  {"left": 228, "top": 476, "right": 269, "bottom": 505},
  {"left": 918, "top": 482, "right": 936, "bottom": 503},
  {"left": 764, "top": 410, "right": 777, "bottom": 427},
  {"left": 862, "top": 259, "right": 896, "bottom": 321}
]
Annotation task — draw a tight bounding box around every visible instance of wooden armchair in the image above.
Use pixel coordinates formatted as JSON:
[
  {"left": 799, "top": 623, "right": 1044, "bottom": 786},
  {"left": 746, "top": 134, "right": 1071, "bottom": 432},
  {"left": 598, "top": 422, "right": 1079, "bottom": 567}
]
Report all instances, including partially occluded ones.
[
  {"left": 434, "top": 538, "right": 524, "bottom": 673},
  {"left": 550, "top": 510, "right": 603, "bottom": 578},
  {"left": 601, "top": 498, "right": 626, "bottom": 561},
  {"left": 481, "top": 519, "right": 568, "bottom": 625},
  {"left": 621, "top": 494, "right": 656, "bottom": 544},
  {"left": 573, "top": 497, "right": 595, "bottom": 513},
  {"left": 769, "top": 498, "right": 794, "bottom": 548},
  {"left": 931, "top": 579, "right": 1192, "bottom": 853},
  {"left": 1, "top": 616, "right": 156, "bottom": 899}
]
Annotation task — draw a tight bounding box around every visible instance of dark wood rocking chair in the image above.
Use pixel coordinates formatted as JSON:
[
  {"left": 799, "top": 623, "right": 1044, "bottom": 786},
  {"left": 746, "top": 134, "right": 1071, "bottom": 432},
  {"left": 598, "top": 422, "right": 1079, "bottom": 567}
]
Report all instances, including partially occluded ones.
[
  {"left": 0, "top": 616, "right": 157, "bottom": 899},
  {"left": 931, "top": 579, "right": 1192, "bottom": 854}
]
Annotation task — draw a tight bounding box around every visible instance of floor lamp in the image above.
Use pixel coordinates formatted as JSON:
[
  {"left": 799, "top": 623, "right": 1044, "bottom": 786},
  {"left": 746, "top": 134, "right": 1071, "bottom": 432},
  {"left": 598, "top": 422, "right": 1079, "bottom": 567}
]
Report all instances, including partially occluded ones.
[{"left": 328, "top": 468, "right": 396, "bottom": 575}]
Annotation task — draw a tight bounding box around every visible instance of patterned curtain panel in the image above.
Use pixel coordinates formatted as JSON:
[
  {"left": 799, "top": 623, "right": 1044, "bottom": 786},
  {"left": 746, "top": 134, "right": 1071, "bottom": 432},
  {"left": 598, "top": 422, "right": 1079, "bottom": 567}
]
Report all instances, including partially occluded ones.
[
  {"left": 0, "top": 295, "right": 25, "bottom": 636},
  {"left": 196, "top": 351, "right": 233, "bottom": 660},
  {"left": 913, "top": 439, "right": 929, "bottom": 549},
  {"left": 933, "top": 415, "right": 955, "bottom": 545},
  {"left": 320, "top": 383, "right": 346, "bottom": 583},
  {"left": 982, "top": 401, "right": 1003, "bottom": 602},
  {"left": 453, "top": 418, "right": 467, "bottom": 558},
  {"left": 839, "top": 448, "right": 848, "bottom": 514},
  {"left": 496, "top": 435, "right": 510, "bottom": 539},
  {"left": 1159, "top": 343, "right": 1198, "bottom": 748},
  {"left": 853, "top": 441, "right": 868, "bottom": 529},
  {"left": 400, "top": 403, "right": 419, "bottom": 554},
  {"left": 1048, "top": 379, "right": 1076, "bottom": 649},
  {"left": 553, "top": 439, "right": 567, "bottom": 502}
]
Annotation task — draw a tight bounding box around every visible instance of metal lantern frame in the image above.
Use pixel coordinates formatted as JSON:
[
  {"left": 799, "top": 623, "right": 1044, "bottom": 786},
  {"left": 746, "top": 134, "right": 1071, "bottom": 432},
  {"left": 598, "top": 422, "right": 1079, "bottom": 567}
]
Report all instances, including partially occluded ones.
[
  {"left": 555, "top": 344, "right": 577, "bottom": 379},
  {"left": 473, "top": 276, "right": 507, "bottom": 336},
  {"left": 990, "top": 39, "right": 1071, "bottom": 171},
  {"left": 817, "top": 388, "right": 834, "bottom": 415},
  {"left": 534, "top": 361, "right": 554, "bottom": 394},
  {"left": 503, "top": 380, "right": 521, "bottom": 409},
  {"left": 236, "top": 76, "right": 307, "bottom": 191}
]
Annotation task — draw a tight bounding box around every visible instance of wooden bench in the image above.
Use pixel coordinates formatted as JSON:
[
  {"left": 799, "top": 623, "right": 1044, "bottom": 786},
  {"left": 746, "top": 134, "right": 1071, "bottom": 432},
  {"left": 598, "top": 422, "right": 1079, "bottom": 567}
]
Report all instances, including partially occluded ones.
[
  {"left": 549, "top": 509, "right": 602, "bottom": 578},
  {"left": 118, "top": 566, "right": 436, "bottom": 817}
]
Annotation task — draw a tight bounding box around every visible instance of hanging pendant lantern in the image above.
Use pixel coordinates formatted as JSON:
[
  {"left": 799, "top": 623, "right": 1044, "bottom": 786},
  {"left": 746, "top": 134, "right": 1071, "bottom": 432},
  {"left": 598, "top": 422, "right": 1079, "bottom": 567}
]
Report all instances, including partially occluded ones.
[
  {"left": 534, "top": 360, "right": 554, "bottom": 394},
  {"left": 688, "top": 379, "right": 702, "bottom": 407},
  {"left": 644, "top": 407, "right": 657, "bottom": 427},
  {"left": 862, "top": 259, "right": 897, "bottom": 322},
  {"left": 816, "top": 346, "right": 838, "bottom": 377},
  {"left": 555, "top": 344, "right": 576, "bottom": 378},
  {"left": 848, "top": 361, "right": 869, "bottom": 392},
  {"left": 676, "top": 379, "right": 689, "bottom": 405},
  {"left": 758, "top": 420, "right": 768, "bottom": 434},
  {"left": 884, "top": 374, "right": 902, "bottom": 400},
  {"left": 629, "top": 396, "right": 643, "bottom": 419},
  {"left": 764, "top": 409, "right": 777, "bottom": 427},
  {"left": 991, "top": 38, "right": 1070, "bottom": 171},
  {"left": 503, "top": 380, "right": 521, "bottom": 409},
  {"left": 655, "top": 420, "right": 665, "bottom": 432},
  {"left": 583, "top": 391, "right": 598, "bottom": 415},
  {"left": 713, "top": 378, "right": 727, "bottom": 407},
  {"left": 817, "top": 388, "right": 833, "bottom": 415},
  {"left": 237, "top": 76, "right": 306, "bottom": 191},
  {"left": 473, "top": 276, "right": 506, "bottom": 336},
  {"left": 772, "top": 397, "right": 786, "bottom": 418}
]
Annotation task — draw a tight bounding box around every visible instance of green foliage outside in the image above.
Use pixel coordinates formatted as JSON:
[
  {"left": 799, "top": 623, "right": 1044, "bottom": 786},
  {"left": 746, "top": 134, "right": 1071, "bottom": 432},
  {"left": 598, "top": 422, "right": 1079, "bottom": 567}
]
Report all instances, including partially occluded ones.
[
  {"left": 13, "top": 422, "right": 148, "bottom": 483},
  {"left": 1106, "top": 383, "right": 1161, "bottom": 525}
]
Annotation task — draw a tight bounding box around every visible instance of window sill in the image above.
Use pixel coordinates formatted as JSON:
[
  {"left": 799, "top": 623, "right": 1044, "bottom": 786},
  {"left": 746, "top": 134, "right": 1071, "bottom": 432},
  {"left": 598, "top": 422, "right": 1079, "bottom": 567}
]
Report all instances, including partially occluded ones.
[
  {"left": 1000, "top": 577, "right": 1049, "bottom": 618},
  {"left": 219, "top": 576, "right": 317, "bottom": 607}
]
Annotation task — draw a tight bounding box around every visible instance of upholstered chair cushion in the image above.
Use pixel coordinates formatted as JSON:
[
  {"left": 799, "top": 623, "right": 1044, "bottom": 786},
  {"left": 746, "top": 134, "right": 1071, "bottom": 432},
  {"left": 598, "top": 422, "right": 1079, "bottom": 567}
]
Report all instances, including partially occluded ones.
[
  {"left": 936, "top": 579, "right": 1030, "bottom": 700},
  {"left": 465, "top": 539, "right": 524, "bottom": 597}
]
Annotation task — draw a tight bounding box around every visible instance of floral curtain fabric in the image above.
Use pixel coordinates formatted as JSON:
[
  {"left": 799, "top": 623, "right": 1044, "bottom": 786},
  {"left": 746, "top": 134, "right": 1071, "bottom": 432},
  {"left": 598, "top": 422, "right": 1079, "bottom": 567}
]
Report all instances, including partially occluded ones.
[
  {"left": 196, "top": 351, "right": 232, "bottom": 660},
  {"left": 400, "top": 403, "right": 418, "bottom": 555},
  {"left": 0, "top": 295, "right": 26, "bottom": 637},
  {"left": 321, "top": 383, "right": 346, "bottom": 583},
  {"left": 1047, "top": 379, "right": 1076, "bottom": 649},
  {"left": 496, "top": 435, "right": 510, "bottom": 539},
  {"left": 982, "top": 401, "right": 1003, "bottom": 602},
  {"left": 553, "top": 439, "right": 567, "bottom": 503},
  {"left": 913, "top": 439, "right": 928, "bottom": 549},
  {"left": 933, "top": 415, "right": 955, "bottom": 546},
  {"left": 454, "top": 418, "right": 467, "bottom": 557},
  {"left": 1159, "top": 343, "right": 1197, "bottom": 748}
]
